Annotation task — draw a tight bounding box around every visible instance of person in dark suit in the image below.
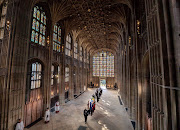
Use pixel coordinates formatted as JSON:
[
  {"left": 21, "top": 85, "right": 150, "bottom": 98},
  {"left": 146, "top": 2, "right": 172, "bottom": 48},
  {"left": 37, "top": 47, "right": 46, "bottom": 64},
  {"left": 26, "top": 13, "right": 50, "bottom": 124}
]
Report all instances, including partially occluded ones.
[{"left": 84, "top": 108, "right": 88, "bottom": 123}]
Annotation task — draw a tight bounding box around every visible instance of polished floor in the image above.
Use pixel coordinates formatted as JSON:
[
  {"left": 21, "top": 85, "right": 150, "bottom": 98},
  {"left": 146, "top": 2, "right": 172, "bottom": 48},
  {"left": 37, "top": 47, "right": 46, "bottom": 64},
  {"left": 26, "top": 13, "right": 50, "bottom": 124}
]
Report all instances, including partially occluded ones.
[{"left": 25, "top": 88, "right": 133, "bottom": 130}]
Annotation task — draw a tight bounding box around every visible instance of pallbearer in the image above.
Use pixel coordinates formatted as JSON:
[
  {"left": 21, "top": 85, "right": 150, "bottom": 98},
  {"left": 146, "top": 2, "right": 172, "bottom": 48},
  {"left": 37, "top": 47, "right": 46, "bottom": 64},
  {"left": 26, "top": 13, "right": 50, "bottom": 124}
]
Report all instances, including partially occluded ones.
[
  {"left": 44, "top": 107, "right": 50, "bottom": 123},
  {"left": 89, "top": 99, "right": 93, "bottom": 116},
  {"left": 55, "top": 102, "right": 60, "bottom": 113}
]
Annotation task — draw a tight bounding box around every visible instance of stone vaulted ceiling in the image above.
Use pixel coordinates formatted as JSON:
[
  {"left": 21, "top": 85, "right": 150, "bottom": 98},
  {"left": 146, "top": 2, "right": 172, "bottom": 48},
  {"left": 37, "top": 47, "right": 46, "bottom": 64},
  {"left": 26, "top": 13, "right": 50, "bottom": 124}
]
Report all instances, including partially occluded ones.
[{"left": 48, "top": 0, "right": 133, "bottom": 54}]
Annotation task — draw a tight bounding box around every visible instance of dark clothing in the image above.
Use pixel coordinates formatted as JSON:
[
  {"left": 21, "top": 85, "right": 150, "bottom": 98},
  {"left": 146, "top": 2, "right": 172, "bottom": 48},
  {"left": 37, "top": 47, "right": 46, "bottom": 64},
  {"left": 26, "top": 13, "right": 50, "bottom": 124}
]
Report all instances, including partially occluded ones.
[
  {"left": 84, "top": 115, "right": 87, "bottom": 123},
  {"left": 84, "top": 109, "right": 88, "bottom": 116},
  {"left": 88, "top": 109, "right": 90, "bottom": 115},
  {"left": 84, "top": 109, "right": 88, "bottom": 123},
  {"left": 90, "top": 109, "right": 93, "bottom": 116},
  {"left": 97, "top": 95, "right": 99, "bottom": 102}
]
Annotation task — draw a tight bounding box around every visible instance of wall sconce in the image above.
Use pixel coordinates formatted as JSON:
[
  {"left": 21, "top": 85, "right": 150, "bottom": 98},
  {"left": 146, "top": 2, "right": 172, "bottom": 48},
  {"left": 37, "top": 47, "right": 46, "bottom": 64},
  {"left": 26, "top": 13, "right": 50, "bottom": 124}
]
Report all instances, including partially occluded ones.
[
  {"left": 129, "top": 36, "right": 131, "bottom": 46},
  {"left": 47, "top": 36, "right": 50, "bottom": 45},
  {"left": 62, "top": 45, "right": 64, "bottom": 52},
  {"left": 137, "top": 20, "right": 140, "bottom": 35},
  {"left": 6, "top": 21, "right": 11, "bottom": 31}
]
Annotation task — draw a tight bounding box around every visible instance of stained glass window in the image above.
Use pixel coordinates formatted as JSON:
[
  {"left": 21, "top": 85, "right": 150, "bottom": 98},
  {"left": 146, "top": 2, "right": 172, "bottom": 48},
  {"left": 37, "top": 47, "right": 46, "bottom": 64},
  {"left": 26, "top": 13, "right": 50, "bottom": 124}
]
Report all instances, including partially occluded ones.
[
  {"left": 31, "top": 6, "right": 46, "bottom": 46},
  {"left": 30, "top": 62, "right": 42, "bottom": 89},
  {"left": 53, "top": 24, "right": 61, "bottom": 52},
  {"left": 65, "top": 34, "right": 71, "bottom": 56},
  {"left": 74, "top": 41, "right": 78, "bottom": 59},
  {"left": 93, "top": 51, "right": 114, "bottom": 77}
]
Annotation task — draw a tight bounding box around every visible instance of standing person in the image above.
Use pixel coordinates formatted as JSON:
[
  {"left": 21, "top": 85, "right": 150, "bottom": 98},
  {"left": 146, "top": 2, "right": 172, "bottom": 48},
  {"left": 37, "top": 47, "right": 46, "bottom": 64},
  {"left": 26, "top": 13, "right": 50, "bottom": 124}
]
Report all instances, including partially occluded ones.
[
  {"left": 87, "top": 101, "right": 90, "bottom": 114},
  {"left": 97, "top": 92, "right": 99, "bottom": 102},
  {"left": 93, "top": 101, "right": 96, "bottom": 110},
  {"left": 84, "top": 108, "right": 88, "bottom": 123},
  {"left": 95, "top": 89, "right": 98, "bottom": 98},
  {"left": 90, "top": 99, "right": 93, "bottom": 116},
  {"left": 100, "top": 88, "right": 102, "bottom": 95},
  {"left": 44, "top": 107, "right": 50, "bottom": 123},
  {"left": 99, "top": 88, "right": 101, "bottom": 97},
  {"left": 15, "top": 118, "right": 24, "bottom": 130},
  {"left": 55, "top": 102, "right": 60, "bottom": 113}
]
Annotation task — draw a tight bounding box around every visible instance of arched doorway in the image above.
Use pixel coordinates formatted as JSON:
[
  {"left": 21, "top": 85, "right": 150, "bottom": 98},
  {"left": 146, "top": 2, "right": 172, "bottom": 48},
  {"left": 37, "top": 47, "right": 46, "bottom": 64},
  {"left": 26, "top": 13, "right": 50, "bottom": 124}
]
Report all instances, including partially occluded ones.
[
  {"left": 65, "top": 65, "right": 70, "bottom": 100},
  {"left": 24, "top": 60, "right": 44, "bottom": 126},
  {"left": 100, "top": 78, "right": 106, "bottom": 89},
  {"left": 50, "top": 63, "right": 60, "bottom": 112}
]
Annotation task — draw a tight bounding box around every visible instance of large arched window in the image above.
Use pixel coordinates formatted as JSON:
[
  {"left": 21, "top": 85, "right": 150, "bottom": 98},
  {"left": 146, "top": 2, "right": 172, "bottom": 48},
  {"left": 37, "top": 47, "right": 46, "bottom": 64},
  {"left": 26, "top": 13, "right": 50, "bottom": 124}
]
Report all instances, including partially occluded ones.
[
  {"left": 53, "top": 24, "right": 61, "bottom": 52},
  {"left": 80, "top": 46, "right": 83, "bottom": 61},
  {"left": 30, "top": 62, "right": 42, "bottom": 89},
  {"left": 65, "top": 66, "right": 69, "bottom": 90},
  {"left": 84, "top": 49, "right": 87, "bottom": 63},
  {"left": 31, "top": 6, "right": 46, "bottom": 46},
  {"left": 65, "top": 34, "right": 71, "bottom": 56},
  {"left": 93, "top": 51, "right": 114, "bottom": 77},
  {"left": 74, "top": 41, "right": 78, "bottom": 59},
  {"left": 87, "top": 52, "right": 90, "bottom": 64}
]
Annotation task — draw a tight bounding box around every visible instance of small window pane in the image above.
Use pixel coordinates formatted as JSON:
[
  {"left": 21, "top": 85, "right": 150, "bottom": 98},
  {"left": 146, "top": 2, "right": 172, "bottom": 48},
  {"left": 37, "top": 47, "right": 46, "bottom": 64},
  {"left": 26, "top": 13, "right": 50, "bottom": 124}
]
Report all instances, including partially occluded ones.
[
  {"left": 31, "top": 30, "right": 35, "bottom": 42},
  {"left": 39, "top": 35, "right": 42, "bottom": 45},
  {"left": 40, "top": 24, "right": 43, "bottom": 34},
  {"left": 33, "top": 7, "right": 37, "bottom": 18},
  {"left": 37, "top": 10, "right": 40, "bottom": 20},
  {"left": 35, "top": 32, "right": 38, "bottom": 43},
  {"left": 32, "top": 19, "right": 36, "bottom": 29},
  {"left": 36, "top": 21, "right": 39, "bottom": 31},
  {"left": 44, "top": 15, "right": 46, "bottom": 25},
  {"left": 41, "top": 13, "right": 44, "bottom": 23}
]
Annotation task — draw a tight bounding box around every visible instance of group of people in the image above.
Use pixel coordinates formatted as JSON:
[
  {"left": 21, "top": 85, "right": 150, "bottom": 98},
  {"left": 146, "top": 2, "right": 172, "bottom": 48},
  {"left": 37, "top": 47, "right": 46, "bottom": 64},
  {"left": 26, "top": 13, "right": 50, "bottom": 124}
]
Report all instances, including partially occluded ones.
[
  {"left": 84, "top": 87, "right": 103, "bottom": 123},
  {"left": 15, "top": 88, "right": 102, "bottom": 129},
  {"left": 15, "top": 102, "right": 60, "bottom": 130},
  {"left": 44, "top": 101, "right": 60, "bottom": 123}
]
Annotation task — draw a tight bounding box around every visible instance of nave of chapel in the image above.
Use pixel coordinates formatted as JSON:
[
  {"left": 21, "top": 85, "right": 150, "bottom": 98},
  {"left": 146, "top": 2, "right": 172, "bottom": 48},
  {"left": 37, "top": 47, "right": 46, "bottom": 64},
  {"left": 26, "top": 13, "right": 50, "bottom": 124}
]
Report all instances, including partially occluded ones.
[{"left": 0, "top": 0, "right": 179, "bottom": 130}]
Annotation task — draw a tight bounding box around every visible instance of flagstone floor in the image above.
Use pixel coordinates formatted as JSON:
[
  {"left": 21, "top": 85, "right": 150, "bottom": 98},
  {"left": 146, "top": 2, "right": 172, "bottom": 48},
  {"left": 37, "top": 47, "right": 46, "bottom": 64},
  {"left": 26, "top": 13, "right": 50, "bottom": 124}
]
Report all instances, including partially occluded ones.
[{"left": 25, "top": 88, "right": 133, "bottom": 130}]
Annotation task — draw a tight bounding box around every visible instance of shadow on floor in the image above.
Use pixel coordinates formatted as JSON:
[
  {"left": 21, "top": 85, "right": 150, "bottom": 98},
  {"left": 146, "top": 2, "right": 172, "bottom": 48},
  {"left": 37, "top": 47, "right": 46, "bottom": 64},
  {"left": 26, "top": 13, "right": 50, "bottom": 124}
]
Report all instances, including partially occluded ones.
[{"left": 78, "top": 126, "right": 88, "bottom": 130}]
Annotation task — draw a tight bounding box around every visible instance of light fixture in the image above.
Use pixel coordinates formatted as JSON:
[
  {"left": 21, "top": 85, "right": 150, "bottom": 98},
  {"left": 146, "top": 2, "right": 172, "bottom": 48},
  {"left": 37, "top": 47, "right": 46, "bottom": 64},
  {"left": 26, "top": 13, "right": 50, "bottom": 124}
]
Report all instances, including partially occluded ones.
[
  {"left": 137, "top": 20, "right": 140, "bottom": 35},
  {"left": 129, "top": 36, "right": 131, "bottom": 45},
  {"left": 47, "top": 36, "right": 50, "bottom": 45},
  {"left": 88, "top": 9, "right": 91, "bottom": 12},
  {"left": 6, "top": 21, "right": 11, "bottom": 31}
]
